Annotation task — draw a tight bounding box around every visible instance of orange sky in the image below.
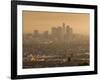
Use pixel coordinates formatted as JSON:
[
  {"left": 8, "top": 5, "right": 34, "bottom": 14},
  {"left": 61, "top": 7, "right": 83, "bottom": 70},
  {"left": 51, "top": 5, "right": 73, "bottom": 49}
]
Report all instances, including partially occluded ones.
[{"left": 22, "top": 11, "right": 90, "bottom": 35}]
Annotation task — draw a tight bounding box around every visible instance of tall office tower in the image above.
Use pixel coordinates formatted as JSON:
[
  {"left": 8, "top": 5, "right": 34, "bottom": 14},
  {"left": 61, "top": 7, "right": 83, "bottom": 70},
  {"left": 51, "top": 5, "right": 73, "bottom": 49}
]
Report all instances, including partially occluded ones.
[
  {"left": 33, "top": 30, "right": 39, "bottom": 37},
  {"left": 51, "top": 27, "right": 58, "bottom": 37},
  {"left": 66, "top": 25, "right": 73, "bottom": 39},
  {"left": 62, "top": 23, "right": 66, "bottom": 40},
  {"left": 69, "top": 27, "right": 73, "bottom": 35},
  {"left": 66, "top": 25, "right": 71, "bottom": 35},
  {"left": 43, "top": 30, "right": 49, "bottom": 38},
  {"left": 62, "top": 23, "right": 66, "bottom": 34},
  {"left": 56, "top": 26, "right": 62, "bottom": 38}
]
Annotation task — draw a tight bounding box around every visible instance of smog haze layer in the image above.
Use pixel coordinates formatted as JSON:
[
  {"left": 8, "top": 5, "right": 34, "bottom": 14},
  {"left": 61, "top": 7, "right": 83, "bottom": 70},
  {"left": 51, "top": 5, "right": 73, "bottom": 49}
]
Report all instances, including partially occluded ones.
[{"left": 23, "top": 11, "right": 89, "bottom": 35}]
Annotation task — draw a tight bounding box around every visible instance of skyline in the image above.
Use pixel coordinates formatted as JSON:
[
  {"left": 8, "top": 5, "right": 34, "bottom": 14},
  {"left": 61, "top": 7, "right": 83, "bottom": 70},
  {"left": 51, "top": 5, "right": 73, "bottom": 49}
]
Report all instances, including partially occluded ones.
[{"left": 22, "top": 11, "right": 90, "bottom": 35}]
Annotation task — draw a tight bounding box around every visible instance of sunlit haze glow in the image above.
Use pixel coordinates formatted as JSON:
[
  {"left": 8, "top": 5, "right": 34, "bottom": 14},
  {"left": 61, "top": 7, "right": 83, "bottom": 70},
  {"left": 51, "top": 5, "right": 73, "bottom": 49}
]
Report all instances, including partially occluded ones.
[{"left": 23, "top": 11, "right": 90, "bottom": 35}]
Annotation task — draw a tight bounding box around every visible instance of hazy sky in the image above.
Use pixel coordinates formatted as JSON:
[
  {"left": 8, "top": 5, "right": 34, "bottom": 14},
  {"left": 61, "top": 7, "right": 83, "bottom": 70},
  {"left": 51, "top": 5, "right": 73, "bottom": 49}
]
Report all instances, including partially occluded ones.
[{"left": 22, "top": 11, "right": 90, "bottom": 35}]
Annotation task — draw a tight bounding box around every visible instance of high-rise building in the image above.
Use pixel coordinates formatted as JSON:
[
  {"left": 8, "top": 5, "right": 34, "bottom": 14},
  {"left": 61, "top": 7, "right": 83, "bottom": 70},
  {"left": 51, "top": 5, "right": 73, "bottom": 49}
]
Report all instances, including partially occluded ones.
[
  {"left": 62, "top": 23, "right": 66, "bottom": 34},
  {"left": 51, "top": 26, "right": 63, "bottom": 38},
  {"left": 66, "top": 25, "right": 72, "bottom": 35},
  {"left": 51, "top": 27, "right": 58, "bottom": 37},
  {"left": 56, "top": 26, "right": 63, "bottom": 38},
  {"left": 65, "top": 25, "right": 73, "bottom": 40},
  {"left": 51, "top": 23, "right": 73, "bottom": 40},
  {"left": 33, "top": 30, "right": 39, "bottom": 37},
  {"left": 43, "top": 30, "right": 49, "bottom": 38}
]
